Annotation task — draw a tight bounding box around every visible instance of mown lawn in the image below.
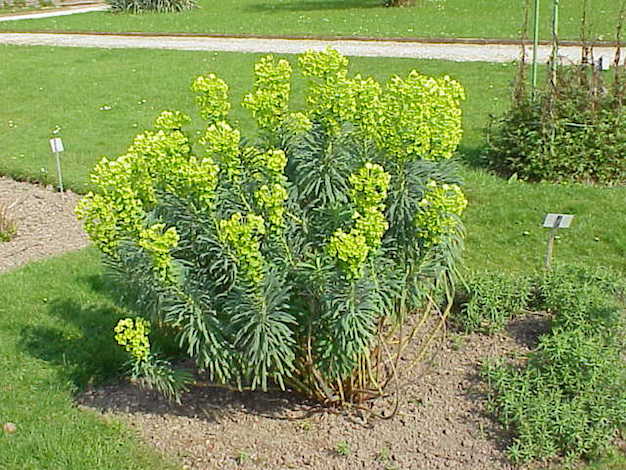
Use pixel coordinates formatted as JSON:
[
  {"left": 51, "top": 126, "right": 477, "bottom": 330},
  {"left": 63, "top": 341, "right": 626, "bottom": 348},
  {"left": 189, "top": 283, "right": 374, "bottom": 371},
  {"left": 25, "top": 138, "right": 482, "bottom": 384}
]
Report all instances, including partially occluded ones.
[
  {"left": 0, "top": 0, "right": 621, "bottom": 41},
  {"left": 0, "top": 249, "right": 180, "bottom": 470}
]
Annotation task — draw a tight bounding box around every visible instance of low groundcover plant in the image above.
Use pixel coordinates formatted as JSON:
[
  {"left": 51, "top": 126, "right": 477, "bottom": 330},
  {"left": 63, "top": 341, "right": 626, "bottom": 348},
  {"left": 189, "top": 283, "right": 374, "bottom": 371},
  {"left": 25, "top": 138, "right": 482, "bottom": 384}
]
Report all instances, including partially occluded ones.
[
  {"left": 77, "top": 48, "right": 467, "bottom": 404},
  {"left": 480, "top": 265, "right": 626, "bottom": 464}
]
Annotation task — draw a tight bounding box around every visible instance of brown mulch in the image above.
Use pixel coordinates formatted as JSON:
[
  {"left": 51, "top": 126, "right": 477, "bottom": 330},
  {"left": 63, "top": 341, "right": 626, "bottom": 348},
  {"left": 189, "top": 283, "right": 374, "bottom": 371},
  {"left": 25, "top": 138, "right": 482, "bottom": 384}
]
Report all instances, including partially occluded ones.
[
  {"left": 0, "top": 176, "right": 88, "bottom": 273},
  {"left": 78, "top": 322, "right": 546, "bottom": 470}
]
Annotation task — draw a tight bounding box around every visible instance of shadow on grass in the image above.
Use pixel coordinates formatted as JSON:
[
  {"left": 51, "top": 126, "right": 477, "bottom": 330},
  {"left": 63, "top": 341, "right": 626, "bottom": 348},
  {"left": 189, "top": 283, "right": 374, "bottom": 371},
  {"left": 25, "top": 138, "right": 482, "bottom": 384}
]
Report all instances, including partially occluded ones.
[
  {"left": 458, "top": 144, "right": 491, "bottom": 172},
  {"left": 246, "top": 0, "right": 381, "bottom": 13},
  {"left": 18, "top": 273, "right": 315, "bottom": 421},
  {"left": 19, "top": 297, "right": 127, "bottom": 389}
]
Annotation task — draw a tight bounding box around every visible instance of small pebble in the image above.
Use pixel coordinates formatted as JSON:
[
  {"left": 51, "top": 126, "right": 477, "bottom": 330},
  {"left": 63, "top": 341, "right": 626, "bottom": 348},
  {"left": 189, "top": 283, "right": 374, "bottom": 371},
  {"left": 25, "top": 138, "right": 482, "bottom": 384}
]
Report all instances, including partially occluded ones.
[{"left": 3, "top": 422, "right": 17, "bottom": 434}]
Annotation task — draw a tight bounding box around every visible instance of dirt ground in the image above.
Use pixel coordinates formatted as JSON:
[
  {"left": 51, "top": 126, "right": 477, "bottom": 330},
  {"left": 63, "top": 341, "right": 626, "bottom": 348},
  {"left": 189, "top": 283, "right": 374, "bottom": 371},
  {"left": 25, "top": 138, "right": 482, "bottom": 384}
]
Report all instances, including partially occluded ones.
[
  {"left": 78, "top": 317, "right": 552, "bottom": 470},
  {"left": 0, "top": 177, "right": 88, "bottom": 273}
]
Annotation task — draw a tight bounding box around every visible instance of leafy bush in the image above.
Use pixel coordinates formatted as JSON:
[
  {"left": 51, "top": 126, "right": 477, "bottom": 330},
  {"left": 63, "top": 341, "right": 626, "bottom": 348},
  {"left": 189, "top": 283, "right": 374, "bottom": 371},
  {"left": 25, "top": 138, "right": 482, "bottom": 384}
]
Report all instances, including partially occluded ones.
[
  {"left": 0, "top": 202, "right": 17, "bottom": 242},
  {"left": 487, "top": 61, "right": 626, "bottom": 184},
  {"left": 107, "top": 0, "right": 196, "bottom": 14},
  {"left": 76, "top": 49, "right": 467, "bottom": 404},
  {"left": 486, "top": 10, "right": 626, "bottom": 188},
  {"left": 482, "top": 265, "right": 626, "bottom": 464},
  {"left": 453, "top": 271, "right": 533, "bottom": 333}
]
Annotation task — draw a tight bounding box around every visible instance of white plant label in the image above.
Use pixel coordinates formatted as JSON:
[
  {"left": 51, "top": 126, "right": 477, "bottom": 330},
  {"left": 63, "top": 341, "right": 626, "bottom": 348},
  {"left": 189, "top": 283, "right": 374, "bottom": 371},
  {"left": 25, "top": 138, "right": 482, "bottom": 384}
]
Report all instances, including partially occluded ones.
[
  {"left": 543, "top": 213, "right": 574, "bottom": 229},
  {"left": 49, "top": 137, "right": 64, "bottom": 153}
]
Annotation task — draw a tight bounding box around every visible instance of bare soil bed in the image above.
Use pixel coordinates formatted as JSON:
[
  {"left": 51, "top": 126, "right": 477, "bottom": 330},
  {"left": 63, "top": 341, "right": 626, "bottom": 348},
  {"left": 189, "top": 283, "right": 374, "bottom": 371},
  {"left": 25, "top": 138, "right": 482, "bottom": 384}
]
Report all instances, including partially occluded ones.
[
  {"left": 78, "top": 317, "right": 550, "bottom": 470},
  {"left": 0, "top": 177, "right": 88, "bottom": 273}
]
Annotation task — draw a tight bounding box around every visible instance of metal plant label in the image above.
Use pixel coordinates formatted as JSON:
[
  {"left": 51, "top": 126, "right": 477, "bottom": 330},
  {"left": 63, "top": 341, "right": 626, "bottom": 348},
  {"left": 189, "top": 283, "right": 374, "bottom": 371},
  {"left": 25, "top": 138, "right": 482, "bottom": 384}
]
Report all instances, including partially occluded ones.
[{"left": 49, "top": 137, "right": 64, "bottom": 153}]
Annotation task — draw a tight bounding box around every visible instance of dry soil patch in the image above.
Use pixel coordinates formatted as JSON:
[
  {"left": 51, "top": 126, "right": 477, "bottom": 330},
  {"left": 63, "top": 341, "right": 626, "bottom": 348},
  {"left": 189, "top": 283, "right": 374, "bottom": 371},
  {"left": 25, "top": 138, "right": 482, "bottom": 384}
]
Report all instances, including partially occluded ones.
[
  {"left": 78, "top": 329, "right": 539, "bottom": 470},
  {"left": 0, "top": 176, "right": 88, "bottom": 273}
]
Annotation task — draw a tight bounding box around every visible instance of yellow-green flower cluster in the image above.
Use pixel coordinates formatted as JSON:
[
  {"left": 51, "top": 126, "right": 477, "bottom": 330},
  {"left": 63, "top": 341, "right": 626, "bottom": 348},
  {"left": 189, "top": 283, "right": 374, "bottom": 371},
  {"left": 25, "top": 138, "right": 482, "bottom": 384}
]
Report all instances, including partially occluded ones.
[
  {"left": 139, "top": 223, "right": 180, "bottom": 279},
  {"left": 378, "top": 71, "right": 465, "bottom": 161},
  {"left": 414, "top": 180, "right": 468, "bottom": 247},
  {"left": 114, "top": 317, "right": 151, "bottom": 362},
  {"left": 299, "top": 47, "right": 349, "bottom": 79},
  {"left": 202, "top": 121, "right": 241, "bottom": 177},
  {"left": 242, "top": 56, "right": 292, "bottom": 132},
  {"left": 354, "top": 208, "right": 388, "bottom": 247},
  {"left": 327, "top": 230, "right": 369, "bottom": 279},
  {"left": 300, "top": 48, "right": 379, "bottom": 134},
  {"left": 247, "top": 149, "right": 289, "bottom": 231},
  {"left": 128, "top": 129, "right": 192, "bottom": 168},
  {"left": 77, "top": 114, "right": 219, "bottom": 260},
  {"left": 191, "top": 73, "right": 231, "bottom": 124},
  {"left": 263, "top": 149, "right": 287, "bottom": 174},
  {"left": 283, "top": 112, "right": 312, "bottom": 135},
  {"left": 328, "top": 163, "right": 390, "bottom": 278},
  {"left": 172, "top": 156, "right": 219, "bottom": 209},
  {"left": 124, "top": 128, "right": 193, "bottom": 203},
  {"left": 76, "top": 155, "right": 146, "bottom": 257},
  {"left": 297, "top": 48, "right": 465, "bottom": 161},
  {"left": 154, "top": 110, "right": 191, "bottom": 131},
  {"left": 255, "top": 183, "right": 288, "bottom": 228},
  {"left": 348, "top": 162, "right": 391, "bottom": 210},
  {"left": 128, "top": 127, "right": 218, "bottom": 210},
  {"left": 219, "top": 213, "right": 266, "bottom": 284}
]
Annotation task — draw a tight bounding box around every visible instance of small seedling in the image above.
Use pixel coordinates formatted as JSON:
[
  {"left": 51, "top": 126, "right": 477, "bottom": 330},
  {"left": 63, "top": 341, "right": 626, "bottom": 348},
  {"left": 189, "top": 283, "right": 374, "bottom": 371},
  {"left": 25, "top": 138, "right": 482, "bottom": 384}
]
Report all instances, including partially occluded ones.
[
  {"left": 449, "top": 334, "right": 465, "bottom": 351},
  {"left": 407, "top": 397, "right": 424, "bottom": 407},
  {"left": 0, "top": 203, "right": 17, "bottom": 242},
  {"left": 235, "top": 450, "right": 250, "bottom": 464},
  {"left": 298, "top": 420, "right": 313, "bottom": 431},
  {"left": 335, "top": 440, "right": 350, "bottom": 456},
  {"left": 377, "top": 446, "right": 391, "bottom": 461}
]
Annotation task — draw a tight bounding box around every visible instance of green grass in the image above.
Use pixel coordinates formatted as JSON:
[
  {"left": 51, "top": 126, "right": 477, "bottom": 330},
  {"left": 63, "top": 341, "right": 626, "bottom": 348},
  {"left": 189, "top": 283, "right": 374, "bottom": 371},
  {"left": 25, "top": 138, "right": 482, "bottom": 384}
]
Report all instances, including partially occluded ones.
[
  {"left": 0, "top": 248, "right": 179, "bottom": 470},
  {"left": 583, "top": 453, "right": 626, "bottom": 470},
  {"left": 0, "top": 0, "right": 622, "bottom": 41},
  {"left": 462, "top": 171, "right": 626, "bottom": 275}
]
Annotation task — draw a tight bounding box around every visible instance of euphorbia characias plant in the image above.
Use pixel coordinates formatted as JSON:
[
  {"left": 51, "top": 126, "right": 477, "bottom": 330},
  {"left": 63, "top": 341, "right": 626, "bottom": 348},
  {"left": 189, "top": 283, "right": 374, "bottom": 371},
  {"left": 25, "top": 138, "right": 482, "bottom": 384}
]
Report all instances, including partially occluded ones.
[{"left": 77, "top": 48, "right": 467, "bottom": 404}]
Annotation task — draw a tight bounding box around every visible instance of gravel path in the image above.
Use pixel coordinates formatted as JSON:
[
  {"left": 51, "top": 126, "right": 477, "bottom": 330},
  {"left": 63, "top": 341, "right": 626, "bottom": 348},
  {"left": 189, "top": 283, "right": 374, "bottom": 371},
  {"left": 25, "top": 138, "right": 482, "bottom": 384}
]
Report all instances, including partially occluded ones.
[
  {"left": 0, "top": 178, "right": 88, "bottom": 274},
  {"left": 0, "top": 31, "right": 620, "bottom": 62},
  {"left": 0, "top": 5, "right": 108, "bottom": 22}
]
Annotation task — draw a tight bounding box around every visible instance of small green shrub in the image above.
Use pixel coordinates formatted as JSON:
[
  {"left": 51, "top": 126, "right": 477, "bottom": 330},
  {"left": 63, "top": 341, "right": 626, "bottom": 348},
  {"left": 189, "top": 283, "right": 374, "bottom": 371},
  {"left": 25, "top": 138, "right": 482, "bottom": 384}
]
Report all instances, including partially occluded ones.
[
  {"left": 453, "top": 271, "right": 532, "bottom": 333},
  {"left": 0, "top": 203, "right": 17, "bottom": 242},
  {"left": 77, "top": 49, "right": 467, "bottom": 404},
  {"left": 486, "top": 3, "right": 626, "bottom": 185},
  {"left": 107, "top": 0, "right": 196, "bottom": 14},
  {"left": 482, "top": 265, "right": 626, "bottom": 464},
  {"left": 486, "top": 62, "right": 626, "bottom": 184}
]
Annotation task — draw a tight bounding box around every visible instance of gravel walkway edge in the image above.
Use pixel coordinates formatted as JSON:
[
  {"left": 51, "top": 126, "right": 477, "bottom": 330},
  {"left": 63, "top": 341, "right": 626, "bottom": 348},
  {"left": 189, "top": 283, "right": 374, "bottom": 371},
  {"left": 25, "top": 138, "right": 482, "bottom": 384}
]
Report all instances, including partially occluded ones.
[
  {"left": 0, "top": 5, "right": 108, "bottom": 22},
  {"left": 0, "top": 31, "right": 620, "bottom": 62}
]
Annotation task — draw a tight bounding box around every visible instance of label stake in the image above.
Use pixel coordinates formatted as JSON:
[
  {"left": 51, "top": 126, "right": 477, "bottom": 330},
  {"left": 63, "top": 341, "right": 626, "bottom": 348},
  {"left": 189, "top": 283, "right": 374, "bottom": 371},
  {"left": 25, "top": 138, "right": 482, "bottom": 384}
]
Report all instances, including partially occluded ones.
[
  {"left": 543, "top": 213, "right": 574, "bottom": 269},
  {"left": 49, "top": 137, "right": 65, "bottom": 192}
]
